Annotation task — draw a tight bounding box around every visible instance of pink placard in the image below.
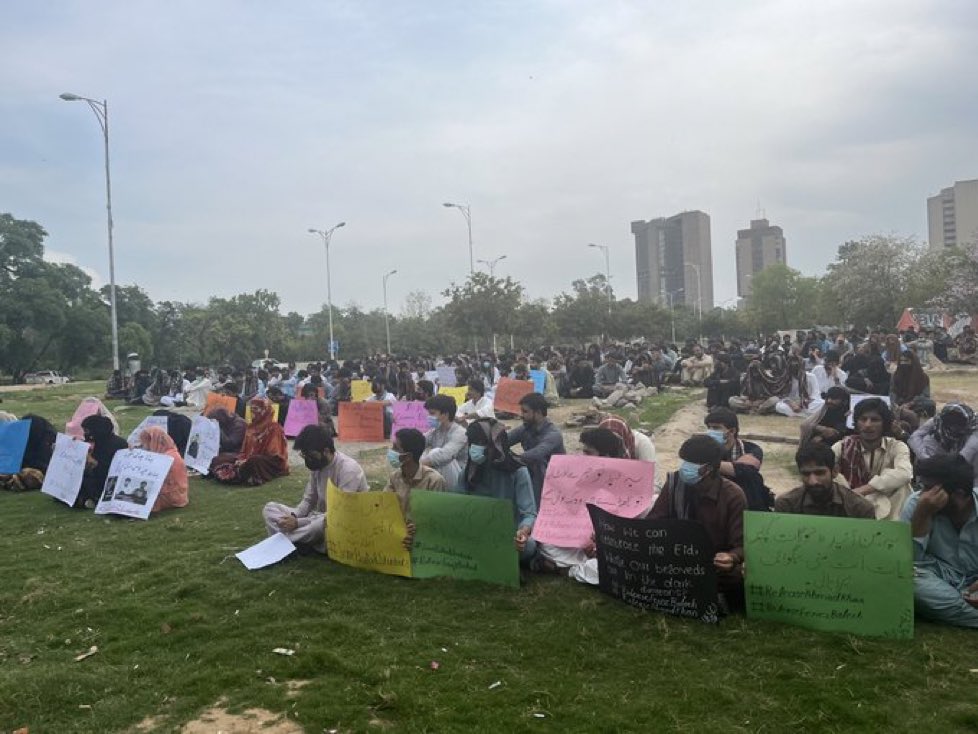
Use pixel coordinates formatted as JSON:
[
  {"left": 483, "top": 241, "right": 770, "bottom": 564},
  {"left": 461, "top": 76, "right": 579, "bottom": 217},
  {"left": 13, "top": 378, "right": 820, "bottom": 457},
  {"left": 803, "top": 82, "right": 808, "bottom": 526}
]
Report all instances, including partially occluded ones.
[
  {"left": 283, "top": 399, "right": 319, "bottom": 438},
  {"left": 531, "top": 454, "right": 655, "bottom": 547},
  {"left": 392, "top": 401, "right": 429, "bottom": 435}
]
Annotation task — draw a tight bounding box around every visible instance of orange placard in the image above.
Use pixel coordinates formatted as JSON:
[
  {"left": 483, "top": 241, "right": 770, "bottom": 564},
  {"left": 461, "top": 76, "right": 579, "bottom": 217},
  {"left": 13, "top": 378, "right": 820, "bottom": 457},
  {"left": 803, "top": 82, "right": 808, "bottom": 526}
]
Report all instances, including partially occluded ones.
[
  {"left": 203, "top": 393, "right": 238, "bottom": 417},
  {"left": 493, "top": 378, "right": 534, "bottom": 415},
  {"left": 338, "top": 401, "right": 385, "bottom": 442}
]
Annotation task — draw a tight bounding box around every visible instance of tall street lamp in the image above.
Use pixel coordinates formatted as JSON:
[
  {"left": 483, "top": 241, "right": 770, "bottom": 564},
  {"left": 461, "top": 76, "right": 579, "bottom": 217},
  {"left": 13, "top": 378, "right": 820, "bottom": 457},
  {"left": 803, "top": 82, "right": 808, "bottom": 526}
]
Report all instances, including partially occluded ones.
[
  {"left": 442, "top": 202, "right": 474, "bottom": 274},
  {"left": 60, "top": 92, "right": 120, "bottom": 371},
  {"left": 684, "top": 261, "right": 703, "bottom": 342},
  {"left": 383, "top": 269, "right": 397, "bottom": 355},
  {"left": 477, "top": 254, "right": 507, "bottom": 277},
  {"left": 307, "top": 222, "right": 346, "bottom": 361},
  {"left": 588, "top": 243, "right": 612, "bottom": 315}
]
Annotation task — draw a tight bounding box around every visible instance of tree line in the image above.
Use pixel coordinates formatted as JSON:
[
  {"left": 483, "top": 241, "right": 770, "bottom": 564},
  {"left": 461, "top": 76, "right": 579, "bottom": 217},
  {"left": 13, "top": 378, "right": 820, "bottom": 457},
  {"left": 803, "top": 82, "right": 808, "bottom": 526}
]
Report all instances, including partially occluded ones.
[{"left": 1, "top": 213, "right": 975, "bottom": 377}]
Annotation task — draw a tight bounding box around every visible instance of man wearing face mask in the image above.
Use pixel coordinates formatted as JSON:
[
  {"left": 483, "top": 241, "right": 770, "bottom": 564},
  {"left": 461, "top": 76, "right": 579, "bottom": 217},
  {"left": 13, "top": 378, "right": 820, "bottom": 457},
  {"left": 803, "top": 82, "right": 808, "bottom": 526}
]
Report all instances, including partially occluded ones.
[
  {"left": 775, "top": 442, "right": 875, "bottom": 518},
  {"left": 261, "top": 425, "right": 368, "bottom": 553},
  {"left": 901, "top": 454, "right": 978, "bottom": 628},
  {"left": 704, "top": 408, "right": 771, "bottom": 511},
  {"left": 421, "top": 394, "right": 467, "bottom": 490},
  {"left": 649, "top": 435, "right": 747, "bottom": 610},
  {"left": 384, "top": 428, "right": 447, "bottom": 518}
]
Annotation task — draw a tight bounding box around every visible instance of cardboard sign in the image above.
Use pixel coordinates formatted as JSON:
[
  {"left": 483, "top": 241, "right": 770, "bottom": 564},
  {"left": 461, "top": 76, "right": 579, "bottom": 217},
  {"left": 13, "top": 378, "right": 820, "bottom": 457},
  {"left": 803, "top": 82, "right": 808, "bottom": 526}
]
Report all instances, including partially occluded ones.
[
  {"left": 533, "top": 455, "right": 654, "bottom": 547},
  {"left": 0, "top": 419, "right": 30, "bottom": 474},
  {"left": 204, "top": 393, "right": 238, "bottom": 417},
  {"left": 846, "top": 395, "right": 892, "bottom": 429},
  {"left": 245, "top": 401, "right": 280, "bottom": 424},
  {"left": 41, "top": 433, "right": 90, "bottom": 506},
  {"left": 184, "top": 415, "right": 221, "bottom": 475},
  {"left": 423, "top": 370, "right": 439, "bottom": 385},
  {"left": 95, "top": 448, "right": 174, "bottom": 520},
  {"left": 436, "top": 386, "right": 467, "bottom": 406},
  {"left": 529, "top": 369, "right": 547, "bottom": 394},
  {"left": 436, "top": 365, "right": 457, "bottom": 387},
  {"left": 127, "top": 416, "right": 169, "bottom": 448},
  {"left": 350, "top": 380, "right": 373, "bottom": 402},
  {"left": 410, "top": 490, "right": 519, "bottom": 588},
  {"left": 588, "top": 504, "right": 719, "bottom": 623},
  {"left": 326, "top": 481, "right": 412, "bottom": 577},
  {"left": 493, "top": 378, "right": 533, "bottom": 414},
  {"left": 744, "top": 512, "right": 914, "bottom": 639},
  {"left": 338, "top": 401, "right": 385, "bottom": 442},
  {"left": 283, "top": 398, "right": 319, "bottom": 437},
  {"left": 392, "top": 401, "right": 430, "bottom": 435}
]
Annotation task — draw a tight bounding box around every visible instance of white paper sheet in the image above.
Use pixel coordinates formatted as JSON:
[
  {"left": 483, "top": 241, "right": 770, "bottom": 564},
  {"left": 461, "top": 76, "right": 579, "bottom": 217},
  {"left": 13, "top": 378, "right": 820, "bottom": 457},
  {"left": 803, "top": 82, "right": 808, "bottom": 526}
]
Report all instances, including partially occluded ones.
[
  {"left": 41, "top": 433, "right": 91, "bottom": 506},
  {"left": 236, "top": 533, "right": 297, "bottom": 570}
]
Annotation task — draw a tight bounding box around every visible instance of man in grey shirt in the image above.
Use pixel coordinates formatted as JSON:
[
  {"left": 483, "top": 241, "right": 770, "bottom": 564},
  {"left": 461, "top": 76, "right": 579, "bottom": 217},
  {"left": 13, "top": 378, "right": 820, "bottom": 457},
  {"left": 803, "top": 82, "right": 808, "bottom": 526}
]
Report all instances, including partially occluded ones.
[
  {"left": 593, "top": 353, "right": 628, "bottom": 398},
  {"left": 507, "top": 392, "right": 566, "bottom": 507}
]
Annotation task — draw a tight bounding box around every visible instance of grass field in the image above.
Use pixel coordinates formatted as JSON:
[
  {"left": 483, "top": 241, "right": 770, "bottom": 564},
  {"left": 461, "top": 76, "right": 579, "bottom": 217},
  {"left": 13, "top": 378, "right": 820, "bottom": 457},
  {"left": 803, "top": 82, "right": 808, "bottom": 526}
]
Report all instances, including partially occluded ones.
[{"left": 2, "top": 383, "right": 978, "bottom": 733}]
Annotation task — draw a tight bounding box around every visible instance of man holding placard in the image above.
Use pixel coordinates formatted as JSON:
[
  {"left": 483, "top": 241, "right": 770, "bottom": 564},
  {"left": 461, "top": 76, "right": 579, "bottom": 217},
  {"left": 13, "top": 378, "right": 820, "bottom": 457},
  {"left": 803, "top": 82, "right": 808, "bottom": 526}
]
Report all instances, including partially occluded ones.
[
  {"left": 262, "top": 425, "right": 368, "bottom": 553},
  {"left": 507, "top": 392, "right": 565, "bottom": 507}
]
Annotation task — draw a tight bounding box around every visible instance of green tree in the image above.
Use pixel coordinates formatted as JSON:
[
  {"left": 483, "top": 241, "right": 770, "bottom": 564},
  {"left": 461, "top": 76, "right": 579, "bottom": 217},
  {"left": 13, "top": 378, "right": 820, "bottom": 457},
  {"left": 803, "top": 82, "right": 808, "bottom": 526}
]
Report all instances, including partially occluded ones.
[
  {"left": 442, "top": 273, "right": 525, "bottom": 348},
  {"left": 747, "top": 263, "right": 820, "bottom": 333}
]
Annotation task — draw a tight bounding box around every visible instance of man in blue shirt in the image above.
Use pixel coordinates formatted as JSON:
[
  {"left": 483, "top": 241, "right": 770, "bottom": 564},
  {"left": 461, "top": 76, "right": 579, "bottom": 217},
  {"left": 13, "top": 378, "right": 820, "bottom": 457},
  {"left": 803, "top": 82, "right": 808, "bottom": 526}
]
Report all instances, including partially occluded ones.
[
  {"left": 506, "top": 392, "right": 565, "bottom": 507},
  {"left": 900, "top": 454, "right": 978, "bottom": 628}
]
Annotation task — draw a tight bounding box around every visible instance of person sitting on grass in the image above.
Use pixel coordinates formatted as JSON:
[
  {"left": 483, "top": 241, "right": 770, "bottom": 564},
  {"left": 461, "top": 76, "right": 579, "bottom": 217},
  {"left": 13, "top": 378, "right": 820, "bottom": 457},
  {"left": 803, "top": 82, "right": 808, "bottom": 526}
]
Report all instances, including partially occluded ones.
[
  {"left": 210, "top": 407, "right": 247, "bottom": 455},
  {"left": 774, "top": 355, "right": 823, "bottom": 418},
  {"left": 900, "top": 454, "right": 978, "bottom": 628},
  {"left": 833, "top": 397, "right": 912, "bottom": 520},
  {"left": 457, "top": 378, "right": 495, "bottom": 422},
  {"left": 460, "top": 418, "right": 537, "bottom": 566},
  {"left": 211, "top": 397, "right": 289, "bottom": 486},
  {"left": 704, "top": 408, "right": 772, "bottom": 511},
  {"left": 648, "top": 435, "right": 746, "bottom": 611},
  {"left": 300, "top": 383, "right": 336, "bottom": 436},
  {"left": 598, "top": 415, "right": 656, "bottom": 464},
  {"left": 799, "top": 386, "right": 850, "bottom": 447},
  {"left": 507, "top": 392, "right": 566, "bottom": 507},
  {"left": 77, "top": 415, "right": 128, "bottom": 509},
  {"left": 138, "top": 426, "right": 189, "bottom": 513},
  {"left": 579, "top": 427, "right": 626, "bottom": 458},
  {"left": 0, "top": 415, "right": 56, "bottom": 492},
  {"left": 775, "top": 442, "right": 874, "bottom": 518},
  {"left": 909, "top": 403, "right": 978, "bottom": 480},
  {"left": 422, "top": 394, "right": 467, "bottom": 490},
  {"left": 262, "top": 425, "right": 368, "bottom": 554},
  {"left": 385, "top": 427, "right": 447, "bottom": 518}
]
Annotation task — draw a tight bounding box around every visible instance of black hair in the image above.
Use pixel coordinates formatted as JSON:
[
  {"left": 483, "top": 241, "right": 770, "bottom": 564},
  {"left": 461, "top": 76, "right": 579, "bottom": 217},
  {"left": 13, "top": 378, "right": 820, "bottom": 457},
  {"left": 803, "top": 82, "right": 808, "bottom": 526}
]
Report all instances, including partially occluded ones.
[
  {"left": 425, "top": 394, "right": 457, "bottom": 421},
  {"left": 678, "top": 435, "right": 723, "bottom": 471},
  {"left": 300, "top": 383, "right": 318, "bottom": 398},
  {"left": 467, "top": 378, "right": 486, "bottom": 397},
  {"left": 853, "top": 397, "right": 893, "bottom": 435},
  {"left": 519, "top": 392, "right": 548, "bottom": 415},
  {"left": 395, "top": 428, "right": 426, "bottom": 462},
  {"left": 704, "top": 407, "right": 739, "bottom": 434},
  {"left": 416, "top": 379, "right": 435, "bottom": 398},
  {"left": 580, "top": 427, "right": 626, "bottom": 458},
  {"left": 915, "top": 455, "right": 974, "bottom": 493},
  {"left": 294, "top": 424, "right": 335, "bottom": 454},
  {"left": 795, "top": 441, "right": 836, "bottom": 471},
  {"left": 824, "top": 350, "right": 840, "bottom": 364}
]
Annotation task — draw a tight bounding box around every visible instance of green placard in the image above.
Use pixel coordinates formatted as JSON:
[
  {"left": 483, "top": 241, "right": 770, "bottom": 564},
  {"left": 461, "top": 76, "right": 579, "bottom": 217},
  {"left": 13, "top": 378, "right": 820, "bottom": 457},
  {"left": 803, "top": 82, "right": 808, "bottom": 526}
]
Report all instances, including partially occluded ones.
[
  {"left": 410, "top": 490, "right": 519, "bottom": 588},
  {"left": 745, "top": 512, "right": 914, "bottom": 639}
]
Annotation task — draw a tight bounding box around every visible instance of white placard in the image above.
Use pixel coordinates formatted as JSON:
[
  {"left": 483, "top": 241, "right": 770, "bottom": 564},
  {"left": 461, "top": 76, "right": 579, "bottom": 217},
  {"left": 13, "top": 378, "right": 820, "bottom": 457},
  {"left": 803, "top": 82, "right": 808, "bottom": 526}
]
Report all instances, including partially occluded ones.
[
  {"left": 236, "top": 533, "right": 297, "bottom": 570},
  {"left": 41, "top": 433, "right": 91, "bottom": 507},
  {"left": 184, "top": 415, "right": 220, "bottom": 475},
  {"left": 847, "top": 395, "right": 892, "bottom": 429},
  {"left": 435, "top": 365, "right": 456, "bottom": 387},
  {"left": 95, "top": 449, "right": 174, "bottom": 520},
  {"left": 127, "top": 416, "right": 170, "bottom": 447}
]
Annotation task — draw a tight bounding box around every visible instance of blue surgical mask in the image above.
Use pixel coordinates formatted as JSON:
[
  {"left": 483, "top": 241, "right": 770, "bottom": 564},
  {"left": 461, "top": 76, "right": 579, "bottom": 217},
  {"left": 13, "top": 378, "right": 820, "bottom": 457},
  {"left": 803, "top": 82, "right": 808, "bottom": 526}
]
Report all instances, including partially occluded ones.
[
  {"left": 427, "top": 415, "right": 440, "bottom": 429},
  {"left": 706, "top": 429, "right": 726, "bottom": 445},
  {"left": 387, "top": 449, "right": 402, "bottom": 469},
  {"left": 468, "top": 445, "right": 487, "bottom": 464},
  {"left": 679, "top": 460, "right": 705, "bottom": 485}
]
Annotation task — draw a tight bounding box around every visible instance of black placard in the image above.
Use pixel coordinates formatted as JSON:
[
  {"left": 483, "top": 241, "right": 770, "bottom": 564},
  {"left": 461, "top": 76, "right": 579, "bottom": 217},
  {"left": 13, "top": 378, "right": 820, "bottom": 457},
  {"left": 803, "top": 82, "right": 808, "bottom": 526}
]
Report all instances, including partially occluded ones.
[{"left": 587, "top": 504, "right": 719, "bottom": 624}]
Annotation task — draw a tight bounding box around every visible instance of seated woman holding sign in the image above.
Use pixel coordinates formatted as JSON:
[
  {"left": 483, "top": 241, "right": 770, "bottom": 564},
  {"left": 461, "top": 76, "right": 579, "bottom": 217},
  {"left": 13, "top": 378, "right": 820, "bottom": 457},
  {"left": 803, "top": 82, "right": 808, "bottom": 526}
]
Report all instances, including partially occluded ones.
[
  {"left": 212, "top": 397, "right": 289, "bottom": 486},
  {"left": 78, "top": 415, "right": 128, "bottom": 509},
  {"left": 138, "top": 427, "right": 189, "bottom": 512},
  {"left": 460, "top": 418, "right": 538, "bottom": 565},
  {"left": 0, "top": 415, "right": 57, "bottom": 492}
]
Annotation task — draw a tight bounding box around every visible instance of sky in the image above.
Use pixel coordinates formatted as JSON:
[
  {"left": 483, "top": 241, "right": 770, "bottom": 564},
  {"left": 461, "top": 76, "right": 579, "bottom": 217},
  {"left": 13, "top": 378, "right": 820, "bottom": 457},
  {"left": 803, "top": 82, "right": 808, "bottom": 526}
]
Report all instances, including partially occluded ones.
[{"left": 2, "top": 0, "right": 977, "bottom": 316}]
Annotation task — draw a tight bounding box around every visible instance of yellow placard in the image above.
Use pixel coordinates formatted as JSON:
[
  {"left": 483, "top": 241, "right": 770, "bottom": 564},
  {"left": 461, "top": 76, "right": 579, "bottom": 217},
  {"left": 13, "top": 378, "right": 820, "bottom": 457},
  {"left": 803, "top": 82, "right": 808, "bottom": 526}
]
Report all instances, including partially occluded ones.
[
  {"left": 437, "top": 386, "right": 468, "bottom": 406},
  {"left": 351, "top": 380, "right": 373, "bottom": 402},
  {"left": 326, "top": 481, "right": 412, "bottom": 578},
  {"left": 245, "top": 401, "right": 280, "bottom": 424}
]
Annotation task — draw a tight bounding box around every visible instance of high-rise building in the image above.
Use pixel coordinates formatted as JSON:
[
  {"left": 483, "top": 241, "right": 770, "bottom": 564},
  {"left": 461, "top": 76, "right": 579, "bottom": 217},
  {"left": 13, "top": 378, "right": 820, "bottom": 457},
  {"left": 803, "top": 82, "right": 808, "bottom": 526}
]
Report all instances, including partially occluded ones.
[
  {"left": 928, "top": 179, "right": 978, "bottom": 249},
  {"left": 735, "top": 218, "right": 786, "bottom": 298},
  {"left": 632, "top": 211, "right": 713, "bottom": 311}
]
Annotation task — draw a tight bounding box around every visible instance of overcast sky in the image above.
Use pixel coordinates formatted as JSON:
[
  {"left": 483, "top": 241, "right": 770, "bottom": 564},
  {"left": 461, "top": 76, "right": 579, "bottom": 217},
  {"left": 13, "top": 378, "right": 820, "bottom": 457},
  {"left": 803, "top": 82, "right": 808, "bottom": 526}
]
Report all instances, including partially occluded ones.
[{"left": 2, "top": 0, "right": 976, "bottom": 316}]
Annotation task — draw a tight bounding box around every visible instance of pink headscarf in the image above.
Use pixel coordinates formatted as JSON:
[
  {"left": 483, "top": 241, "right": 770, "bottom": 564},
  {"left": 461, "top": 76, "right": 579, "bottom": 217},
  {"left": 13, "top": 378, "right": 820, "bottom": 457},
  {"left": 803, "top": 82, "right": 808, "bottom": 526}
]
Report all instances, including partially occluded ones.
[{"left": 66, "top": 397, "right": 119, "bottom": 440}]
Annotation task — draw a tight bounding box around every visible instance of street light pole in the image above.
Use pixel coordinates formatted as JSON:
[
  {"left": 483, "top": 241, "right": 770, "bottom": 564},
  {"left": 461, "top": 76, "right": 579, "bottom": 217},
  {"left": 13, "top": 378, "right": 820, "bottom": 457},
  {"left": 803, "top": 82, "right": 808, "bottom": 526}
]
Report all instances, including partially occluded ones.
[
  {"left": 442, "top": 202, "right": 474, "bottom": 274},
  {"left": 588, "top": 243, "right": 612, "bottom": 315},
  {"left": 383, "top": 269, "right": 397, "bottom": 355},
  {"left": 307, "top": 222, "right": 346, "bottom": 361},
  {"left": 60, "top": 92, "right": 119, "bottom": 371},
  {"left": 684, "top": 261, "right": 703, "bottom": 342},
  {"left": 477, "top": 254, "right": 507, "bottom": 277}
]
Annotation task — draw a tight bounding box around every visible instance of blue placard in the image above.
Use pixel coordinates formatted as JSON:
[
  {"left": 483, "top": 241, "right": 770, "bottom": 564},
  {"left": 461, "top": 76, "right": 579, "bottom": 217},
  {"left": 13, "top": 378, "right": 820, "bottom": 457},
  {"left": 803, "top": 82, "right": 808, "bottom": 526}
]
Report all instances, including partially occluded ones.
[
  {"left": 0, "top": 419, "right": 31, "bottom": 474},
  {"left": 529, "top": 369, "right": 546, "bottom": 394}
]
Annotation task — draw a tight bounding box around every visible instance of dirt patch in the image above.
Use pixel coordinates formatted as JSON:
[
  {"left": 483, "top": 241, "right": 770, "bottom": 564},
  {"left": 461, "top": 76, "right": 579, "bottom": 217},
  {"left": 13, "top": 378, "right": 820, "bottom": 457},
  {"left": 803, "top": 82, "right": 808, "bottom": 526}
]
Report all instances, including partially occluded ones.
[
  {"left": 181, "top": 702, "right": 302, "bottom": 734},
  {"left": 131, "top": 715, "right": 166, "bottom": 732}
]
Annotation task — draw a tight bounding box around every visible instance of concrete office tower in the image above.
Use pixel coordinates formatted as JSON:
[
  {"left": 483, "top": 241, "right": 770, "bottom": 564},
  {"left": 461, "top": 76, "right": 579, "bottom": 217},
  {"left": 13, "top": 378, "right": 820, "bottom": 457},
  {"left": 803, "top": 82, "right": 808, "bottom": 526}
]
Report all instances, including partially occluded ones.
[
  {"left": 632, "top": 210, "right": 714, "bottom": 311},
  {"left": 928, "top": 179, "right": 978, "bottom": 249},
  {"left": 735, "top": 218, "right": 787, "bottom": 298}
]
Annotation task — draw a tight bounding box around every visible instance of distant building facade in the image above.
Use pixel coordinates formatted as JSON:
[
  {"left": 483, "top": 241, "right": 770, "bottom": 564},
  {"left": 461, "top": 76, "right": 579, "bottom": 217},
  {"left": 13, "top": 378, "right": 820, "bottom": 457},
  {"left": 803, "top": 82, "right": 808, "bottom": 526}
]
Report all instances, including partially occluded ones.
[
  {"left": 928, "top": 179, "right": 978, "bottom": 249},
  {"left": 735, "top": 218, "right": 786, "bottom": 298},
  {"left": 632, "top": 210, "right": 714, "bottom": 311}
]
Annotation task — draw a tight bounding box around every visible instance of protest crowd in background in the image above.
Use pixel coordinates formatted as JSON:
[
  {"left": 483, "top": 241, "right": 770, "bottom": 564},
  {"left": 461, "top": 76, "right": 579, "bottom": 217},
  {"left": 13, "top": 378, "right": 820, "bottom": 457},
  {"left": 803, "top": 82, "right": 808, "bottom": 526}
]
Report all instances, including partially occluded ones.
[{"left": 2, "top": 320, "right": 978, "bottom": 637}]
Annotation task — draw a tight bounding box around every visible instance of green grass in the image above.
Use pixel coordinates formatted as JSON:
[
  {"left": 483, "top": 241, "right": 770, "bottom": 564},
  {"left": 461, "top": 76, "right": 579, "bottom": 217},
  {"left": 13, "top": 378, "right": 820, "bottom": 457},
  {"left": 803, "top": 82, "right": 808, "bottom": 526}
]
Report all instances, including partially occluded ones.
[
  {"left": 3, "top": 386, "right": 978, "bottom": 732},
  {"left": 612, "top": 388, "right": 702, "bottom": 431}
]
